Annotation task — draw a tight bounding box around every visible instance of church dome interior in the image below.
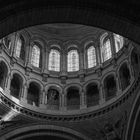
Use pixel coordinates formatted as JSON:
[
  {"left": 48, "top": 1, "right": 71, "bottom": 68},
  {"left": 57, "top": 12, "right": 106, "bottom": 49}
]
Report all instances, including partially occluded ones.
[
  {"left": 0, "top": 1, "right": 140, "bottom": 140},
  {"left": 0, "top": 23, "right": 137, "bottom": 114},
  {"left": 0, "top": 23, "right": 140, "bottom": 140}
]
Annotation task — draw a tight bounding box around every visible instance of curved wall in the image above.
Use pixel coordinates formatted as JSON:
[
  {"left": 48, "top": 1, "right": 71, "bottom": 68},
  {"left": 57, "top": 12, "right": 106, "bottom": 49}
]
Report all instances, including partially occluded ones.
[{"left": 0, "top": 28, "right": 138, "bottom": 117}]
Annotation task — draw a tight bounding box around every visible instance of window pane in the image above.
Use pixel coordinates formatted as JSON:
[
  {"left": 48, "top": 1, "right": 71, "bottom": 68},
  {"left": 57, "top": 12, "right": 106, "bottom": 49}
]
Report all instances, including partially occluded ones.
[
  {"left": 87, "top": 46, "right": 96, "bottom": 68},
  {"left": 114, "top": 34, "right": 124, "bottom": 53},
  {"left": 102, "top": 39, "right": 112, "bottom": 62},
  {"left": 15, "top": 38, "right": 22, "bottom": 58},
  {"left": 67, "top": 50, "right": 79, "bottom": 72},
  {"left": 48, "top": 49, "right": 60, "bottom": 71},
  {"left": 31, "top": 45, "right": 40, "bottom": 67}
]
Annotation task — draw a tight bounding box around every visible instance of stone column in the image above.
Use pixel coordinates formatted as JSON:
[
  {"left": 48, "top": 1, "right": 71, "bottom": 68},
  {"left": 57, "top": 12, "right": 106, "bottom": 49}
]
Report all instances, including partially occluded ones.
[
  {"left": 21, "top": 83, "right": 28, "bottom": 103},
  {"left": 10, "top": 33, "right": 17, "bottom": 57},
  {"left": 5, "top": 73, "right": 12, "bottom": 94},
  {"left": 128, "top": 61, "right": 135, "bottom": 84},
  {"left": 116, "top": 74, "right": 121, "bottom": 96},
  {"left": 43, "top": 49, "right": 49, "bottom": 74},
  {"left": 110, "top": 33, "right": 116, "bottom": 57},
  {"left": 60, "top": 93, "right": 66, "bottom": 111},
  {"left": 60, "top": 49, "right": 67, "bottom": 84},
  {"left": 41, "top": 47, "right": 46, "bottom": 73},
  {"left": 78, "top": 49, "right": 85, "bottom": 82},
  {"left": 99, "top": 84, "right": 105, "bottom": 105},
  {"left": 9, "top": 33, "right": 17, "bottom": 66},
  {"left": 25, "top": 42, "right": 32, "bottom": 68},
  {"left": 96, "top": 43, "right": 102, "bottom": 66},
  {"left": 79, "top": 49, "right": 84, "bottom": 71},
  {"left": 39, "top": 89, "right": 46, "bottom": 108},
  {"left": 80, "top": 89, "right": 86, "bottom": 109},
  {"left": 61, "top": 49, "right": 67, "bottom": 75}
]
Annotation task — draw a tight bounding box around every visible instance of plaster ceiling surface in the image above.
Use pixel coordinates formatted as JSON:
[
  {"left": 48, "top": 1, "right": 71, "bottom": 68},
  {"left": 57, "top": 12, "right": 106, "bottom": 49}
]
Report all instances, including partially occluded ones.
[{"left": 25, "top": 23, "right": 107, "bottom": 41}]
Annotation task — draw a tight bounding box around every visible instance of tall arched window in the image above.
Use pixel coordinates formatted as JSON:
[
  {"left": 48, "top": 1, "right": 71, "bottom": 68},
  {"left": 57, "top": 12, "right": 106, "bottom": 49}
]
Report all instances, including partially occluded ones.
[
  {"left": 31, "top": 44, "right": 40, "bottom": 67},
  {"left": 101, "top": 39, "right": 112, "bottom": 62},
  {"left": 114, "top": 33, "right": 123, "bottom": 53},
  {"left": 67, "top": 50, "right": 79, "bottom": 72},
  {"left": 15, "top": 35, "right": 25, "bottom": 60},
  {"left": 87, "top": 46, "right": 97, "bottom": 68},
  {"left": 48, "top": 49, "right": 60, "bottom": 71},
  {"left": 15, "top": 37, "right": 22, "bottom": 58}
]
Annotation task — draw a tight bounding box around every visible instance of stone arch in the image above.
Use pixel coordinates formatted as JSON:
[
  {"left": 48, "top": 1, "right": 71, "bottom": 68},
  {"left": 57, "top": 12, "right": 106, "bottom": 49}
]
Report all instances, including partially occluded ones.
[
  {"left": 119, "top": 62, "right": 131, "bottom": 91},
  {"left": 0, "top": 124, "right": 91, "bottom": 140},
  {"left": 103, "top": 74, "right": 117, "bottom": 101},
  {"left": 31, "top": 35, "right": 47, "bottom": 50},
  {"left": 0, "top": 61, "right": 8, "bottom": 89},
  {"left": 65, "top": 40, "right": 80, "bottom": 52},
  {"left": 125, "top": 88, "right": 140, "bottom": 140},
  {"left": 28, "top": 78, "right": 44, "bottom": 90},
  {"left": 86, "top": 82, "right": 99, "bottom": 107},
  {"left": 11, "top": 69, "right": 26, "bottom": 84},
  {"left": 27, "top": 81, "right": 41, "bottom": 107},
  {"left": 10, "top": 73, "right": 23, "bottom": 99},
  {"left": 45, "top": 83, "right": 63, "bottom": 94}
]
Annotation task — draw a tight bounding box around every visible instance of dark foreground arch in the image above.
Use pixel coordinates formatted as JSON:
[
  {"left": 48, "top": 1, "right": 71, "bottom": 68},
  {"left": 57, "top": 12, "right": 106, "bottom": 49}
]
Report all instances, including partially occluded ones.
[
  {"left": 125, "top": 90, "right": 140, "bottom": 140},
  {"left": 0, "top": 0, "right": 140, "bottom": 45},
  {"left": 0, "top": 124, "right": 91, "bottom": 140}
]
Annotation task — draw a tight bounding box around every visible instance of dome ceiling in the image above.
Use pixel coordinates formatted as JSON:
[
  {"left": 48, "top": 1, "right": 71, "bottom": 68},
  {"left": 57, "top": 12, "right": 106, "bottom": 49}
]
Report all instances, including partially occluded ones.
[{"left": 25, "top": 23, "right": 107, "bottom": 41}]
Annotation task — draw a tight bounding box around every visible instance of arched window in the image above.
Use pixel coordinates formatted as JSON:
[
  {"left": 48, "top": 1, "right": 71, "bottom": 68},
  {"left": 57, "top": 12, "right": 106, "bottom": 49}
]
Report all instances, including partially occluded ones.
[
  {"left": 15, "top": 37, "right": 22, "bottom": 58},
  {"left": 114, "top": 33, "right": 123, "bottom": 53},
  {"left": 27, "top": 82, "right": 40, "bottom": 106},
  {"left": 104, "top": 75, "right": 117, "bottom": 101},
  {"left": 67, "top": 87, "right": 80, "bottom": 110},
  {"left": 87, "top": 46, "right": 97, "bottom": 68},
  {"left": 48, "top": 49, "right": 60, "bottom": 72},
  {"left": 10, "top": 74, "right": 23, "bottom": 99},
  {"left": 86, "top": 83, "right": 99, "bottom": 107},
  {"left": 31, "top": 44, "right": 40, "bottom": 67},
  {"left": 101, "top": 39, "right": 112, "bottom": 62},
  {"left": 46, "top": 88, "right": 59, "bottom": 110},
  {"left": 67, "top": 50, "right": 79, "bottom": 72},
  {"left": 15, "top": 35, "right": 25, "bottom": 60},
  {"left": 119, "top": 63, "right": 131, "bottom": 91}
]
